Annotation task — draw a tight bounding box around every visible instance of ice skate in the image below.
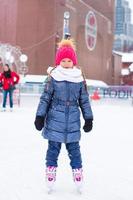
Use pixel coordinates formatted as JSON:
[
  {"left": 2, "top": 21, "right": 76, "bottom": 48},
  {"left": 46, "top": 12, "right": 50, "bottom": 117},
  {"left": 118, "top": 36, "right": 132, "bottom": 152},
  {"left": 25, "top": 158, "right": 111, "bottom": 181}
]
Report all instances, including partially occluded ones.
[
  {"left": 46, "top": 166, "right": 56, "bottom": 194},
  {"left": 10, "top": 108, "right": 13, "bottom": 112},
  {"left": 1, "top": 107, "right": 6, "bottom": 112},
  {"left": 72, "top": 168, "right": 83, "bottom": 194}
]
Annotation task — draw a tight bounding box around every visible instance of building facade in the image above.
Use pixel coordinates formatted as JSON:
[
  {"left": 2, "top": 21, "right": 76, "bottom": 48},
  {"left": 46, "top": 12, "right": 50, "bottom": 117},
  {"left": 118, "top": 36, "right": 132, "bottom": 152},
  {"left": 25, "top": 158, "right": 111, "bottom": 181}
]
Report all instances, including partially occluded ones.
[
  {"left": 0, "top": 0, "right": 115, "bottom": 84},
  {"left": 114, "top": 0, "right": 133, "bottom": 52}
]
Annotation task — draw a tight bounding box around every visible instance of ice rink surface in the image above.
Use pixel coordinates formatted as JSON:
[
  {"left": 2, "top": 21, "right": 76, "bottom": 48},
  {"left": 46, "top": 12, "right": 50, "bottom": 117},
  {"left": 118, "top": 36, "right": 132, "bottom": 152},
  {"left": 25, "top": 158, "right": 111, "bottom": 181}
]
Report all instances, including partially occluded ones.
[{"left": 0, "top": 97, "right": 133, "bottom": 200}]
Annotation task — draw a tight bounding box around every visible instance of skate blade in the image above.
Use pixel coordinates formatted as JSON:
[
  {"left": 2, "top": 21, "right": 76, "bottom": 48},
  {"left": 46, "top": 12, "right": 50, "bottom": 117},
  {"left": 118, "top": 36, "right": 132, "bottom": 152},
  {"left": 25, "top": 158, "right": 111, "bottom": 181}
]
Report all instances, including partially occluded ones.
[
  {"left": 47, "top": 185, "right": 55, "bottom": 194},
  {"left": 47, "top": 188, "right": 53, "bottom": 194},
  {"left": 75, "top": 183, "right": 83, "bottom": 195},
  {"left": 77, "top": 188, "right": 82, "bottom": 195}
]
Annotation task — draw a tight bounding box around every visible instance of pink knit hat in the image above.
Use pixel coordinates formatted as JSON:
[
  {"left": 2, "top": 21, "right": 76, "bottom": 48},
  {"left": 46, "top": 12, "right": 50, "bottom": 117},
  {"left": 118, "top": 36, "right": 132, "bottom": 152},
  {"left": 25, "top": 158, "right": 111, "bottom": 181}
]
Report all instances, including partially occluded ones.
[{"left": 55, "top": 39, "right": 77, "bottom": 65}]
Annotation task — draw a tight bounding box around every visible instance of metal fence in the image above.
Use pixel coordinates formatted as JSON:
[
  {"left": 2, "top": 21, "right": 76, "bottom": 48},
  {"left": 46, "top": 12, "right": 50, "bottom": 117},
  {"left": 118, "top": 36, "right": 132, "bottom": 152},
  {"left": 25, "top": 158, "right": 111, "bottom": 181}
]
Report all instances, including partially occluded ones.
[{"left": 0, "top": 83, "right": 133, "bottom": 107}]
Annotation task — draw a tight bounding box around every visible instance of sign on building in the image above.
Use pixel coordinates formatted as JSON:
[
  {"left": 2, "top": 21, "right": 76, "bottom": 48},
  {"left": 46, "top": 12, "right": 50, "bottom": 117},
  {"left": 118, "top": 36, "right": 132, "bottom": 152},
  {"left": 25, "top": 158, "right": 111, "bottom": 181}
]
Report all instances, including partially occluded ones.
[{"left": 85, "top": 11, "right": 97, "bottom": 51}]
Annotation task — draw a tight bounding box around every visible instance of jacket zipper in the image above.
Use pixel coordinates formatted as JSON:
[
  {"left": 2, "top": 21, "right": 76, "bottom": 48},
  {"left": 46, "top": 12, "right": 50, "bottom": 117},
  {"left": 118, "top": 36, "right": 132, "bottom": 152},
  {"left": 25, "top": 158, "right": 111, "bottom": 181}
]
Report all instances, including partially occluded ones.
[{"left": 65, "top": 81, "right": 69, "bottom": 143}]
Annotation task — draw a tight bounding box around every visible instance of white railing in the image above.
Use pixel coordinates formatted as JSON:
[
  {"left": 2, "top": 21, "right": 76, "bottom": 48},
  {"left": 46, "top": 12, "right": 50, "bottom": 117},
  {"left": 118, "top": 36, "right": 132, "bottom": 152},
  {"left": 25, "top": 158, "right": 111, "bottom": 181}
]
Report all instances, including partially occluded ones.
[{"left": 0, "top": 84, "right": 133, "bottom": 106}]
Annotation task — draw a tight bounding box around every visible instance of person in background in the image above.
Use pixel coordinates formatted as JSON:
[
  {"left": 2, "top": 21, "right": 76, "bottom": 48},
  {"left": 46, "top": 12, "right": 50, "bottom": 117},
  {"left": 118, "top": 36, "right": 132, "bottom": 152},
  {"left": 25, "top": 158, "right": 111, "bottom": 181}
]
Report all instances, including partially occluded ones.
[
  {"left": 34, "top": 39, "right": 93, "bottom": 193},
  {"left": 0, "top": 64, "right": 19, "bottom": 111}
]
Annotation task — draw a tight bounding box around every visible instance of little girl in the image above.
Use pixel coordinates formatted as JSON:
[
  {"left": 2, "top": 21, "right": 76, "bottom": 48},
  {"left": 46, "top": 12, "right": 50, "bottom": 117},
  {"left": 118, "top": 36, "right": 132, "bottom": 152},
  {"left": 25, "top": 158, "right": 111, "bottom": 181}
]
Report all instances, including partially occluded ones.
[{"left": 34, "top": 39, "right": 93, "bottom": 192}]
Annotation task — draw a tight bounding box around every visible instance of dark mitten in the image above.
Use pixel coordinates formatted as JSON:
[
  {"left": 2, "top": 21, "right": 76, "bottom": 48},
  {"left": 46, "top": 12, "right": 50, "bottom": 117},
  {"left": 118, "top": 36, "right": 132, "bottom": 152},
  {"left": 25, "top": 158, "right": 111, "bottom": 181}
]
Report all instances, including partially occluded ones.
[
  {"left": 34, "top": 116, "right": 44, "bottom": 131},
  {"left": 83, "top": 119, "right": 93, "bottom": 132}
]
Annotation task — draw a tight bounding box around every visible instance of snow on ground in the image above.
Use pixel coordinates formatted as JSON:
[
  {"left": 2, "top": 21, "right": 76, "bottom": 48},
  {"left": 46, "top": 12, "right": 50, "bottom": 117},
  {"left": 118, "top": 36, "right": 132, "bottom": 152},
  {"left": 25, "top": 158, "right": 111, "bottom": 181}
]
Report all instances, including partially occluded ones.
[{"left": 0, "top": 97, "right": 133, "bottom": 200}]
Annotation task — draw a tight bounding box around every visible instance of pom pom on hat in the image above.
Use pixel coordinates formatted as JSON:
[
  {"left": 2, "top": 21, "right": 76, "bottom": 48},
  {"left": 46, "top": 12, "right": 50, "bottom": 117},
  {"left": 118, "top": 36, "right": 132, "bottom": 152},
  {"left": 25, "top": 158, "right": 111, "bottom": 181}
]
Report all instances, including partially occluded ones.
[{"left": 55, "top": 39, "right": 78, "bottom": 65}]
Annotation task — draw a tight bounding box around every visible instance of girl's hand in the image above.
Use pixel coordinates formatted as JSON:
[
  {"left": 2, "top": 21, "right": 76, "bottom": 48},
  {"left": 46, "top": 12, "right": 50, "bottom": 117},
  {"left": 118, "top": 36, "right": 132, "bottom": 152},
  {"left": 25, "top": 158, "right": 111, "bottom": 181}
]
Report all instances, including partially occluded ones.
[
  {"left": 83, "top": 119, "right": 93, "bottom": 132},
  {"left": 34, "top": 116, "right": 44, "bottom": 131}
]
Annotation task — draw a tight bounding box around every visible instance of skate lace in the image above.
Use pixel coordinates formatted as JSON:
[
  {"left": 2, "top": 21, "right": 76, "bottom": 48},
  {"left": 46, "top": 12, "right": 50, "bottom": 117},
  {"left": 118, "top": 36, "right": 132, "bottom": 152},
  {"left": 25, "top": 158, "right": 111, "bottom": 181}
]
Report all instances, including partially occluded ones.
[{"left": 46, "top": 166, "right": 56, "bottom": 182}]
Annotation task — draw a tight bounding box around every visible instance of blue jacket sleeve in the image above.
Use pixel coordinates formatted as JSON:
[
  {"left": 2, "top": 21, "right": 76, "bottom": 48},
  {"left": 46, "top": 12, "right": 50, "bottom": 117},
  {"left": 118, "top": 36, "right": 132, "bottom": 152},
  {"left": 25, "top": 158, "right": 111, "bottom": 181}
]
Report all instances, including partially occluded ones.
[
  {"left": 36, "top": 77, "right": 54, "bottom": 117},
  {"left": 79, "top": 82, "right": 93, "bottom": 120}
]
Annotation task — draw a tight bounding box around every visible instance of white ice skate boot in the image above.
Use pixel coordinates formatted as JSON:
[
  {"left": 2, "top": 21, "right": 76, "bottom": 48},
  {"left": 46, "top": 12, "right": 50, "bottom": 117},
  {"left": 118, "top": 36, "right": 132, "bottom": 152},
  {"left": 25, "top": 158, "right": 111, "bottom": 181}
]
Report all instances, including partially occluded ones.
[
  {"left": 46, "top": 166, "right": 56, "bottom": 193},
  {"left": 1, "top": 107, "right": 6, "bottom": 112},
  {"left": 10, "top": 108, "right": 13, "bottom": 112},
  {"left": 72, "top": 168, "right": 83, "bottom": 194}
]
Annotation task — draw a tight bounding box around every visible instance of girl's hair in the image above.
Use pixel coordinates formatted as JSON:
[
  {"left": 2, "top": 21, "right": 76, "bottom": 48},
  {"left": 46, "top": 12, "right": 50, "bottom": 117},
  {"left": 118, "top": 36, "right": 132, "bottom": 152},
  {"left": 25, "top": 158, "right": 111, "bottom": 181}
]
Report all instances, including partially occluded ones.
[
  {"left": 5, "top": 63, "right": 9, "bottom": 67},
  {"left": 77, "top": 66, "right": 88, "bottom": 93}
]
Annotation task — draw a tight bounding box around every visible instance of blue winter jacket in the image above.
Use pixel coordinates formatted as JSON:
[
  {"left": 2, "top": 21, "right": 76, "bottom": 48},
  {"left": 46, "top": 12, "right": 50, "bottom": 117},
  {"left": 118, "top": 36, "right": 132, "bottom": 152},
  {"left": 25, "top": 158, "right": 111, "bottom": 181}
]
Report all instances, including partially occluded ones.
[{"left": 36, "top": 77, "right": 93, "bottom": 143}]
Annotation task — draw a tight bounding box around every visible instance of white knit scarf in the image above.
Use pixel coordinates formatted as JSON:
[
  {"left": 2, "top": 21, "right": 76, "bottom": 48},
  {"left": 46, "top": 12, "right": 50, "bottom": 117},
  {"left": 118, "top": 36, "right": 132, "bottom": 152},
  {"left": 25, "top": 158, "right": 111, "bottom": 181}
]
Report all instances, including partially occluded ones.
[{"left": 47, "top": 65, "right": 84, "bottom": 83}]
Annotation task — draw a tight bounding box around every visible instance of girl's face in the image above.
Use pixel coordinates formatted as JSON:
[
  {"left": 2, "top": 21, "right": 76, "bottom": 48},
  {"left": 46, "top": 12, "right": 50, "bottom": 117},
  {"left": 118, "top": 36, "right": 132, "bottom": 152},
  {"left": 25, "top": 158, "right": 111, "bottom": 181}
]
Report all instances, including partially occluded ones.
[{"left": 60, "top": 58, "right": 73, "bottom": 68}]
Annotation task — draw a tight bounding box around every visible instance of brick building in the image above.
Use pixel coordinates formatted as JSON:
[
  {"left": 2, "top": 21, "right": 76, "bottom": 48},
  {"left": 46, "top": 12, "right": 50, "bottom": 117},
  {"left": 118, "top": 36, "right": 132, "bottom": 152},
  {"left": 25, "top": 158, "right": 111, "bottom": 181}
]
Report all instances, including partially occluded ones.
[{"left": 0, "top": 0, "right": 115, "bottom": 84}]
